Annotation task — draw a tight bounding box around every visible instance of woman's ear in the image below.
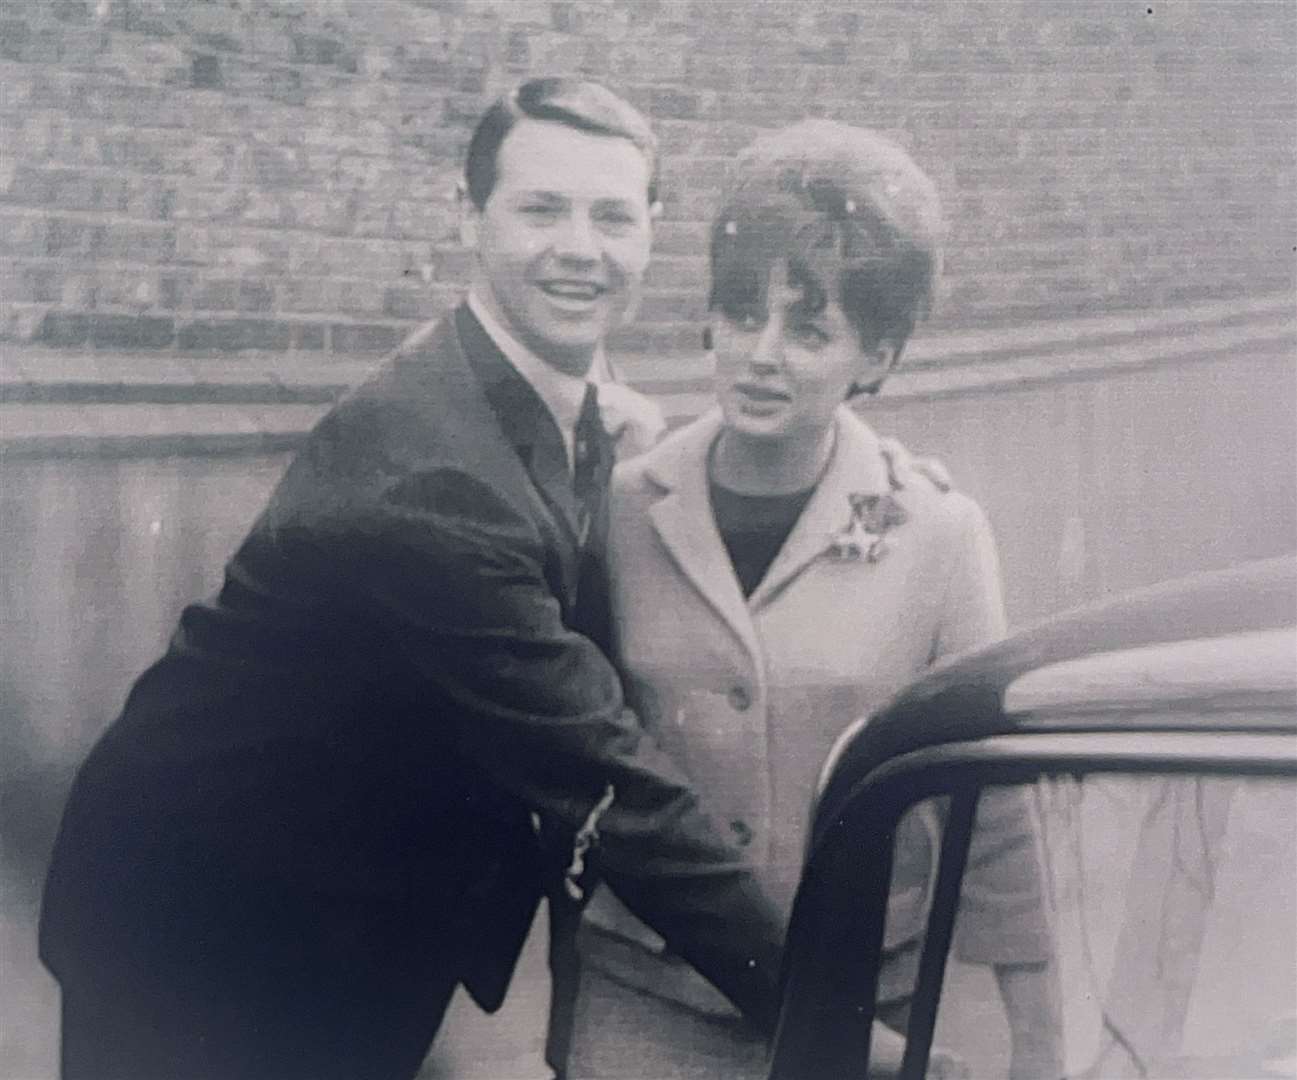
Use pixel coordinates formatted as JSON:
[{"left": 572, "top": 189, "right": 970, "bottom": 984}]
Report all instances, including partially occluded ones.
[
  {"left": 456, "top": 181, "right": 480, "bottom": 249},
  {"left": 849, "top": 338, "right": 906, "bottom": 397},
  {"left": 858, "top": 339, "right": 903, "bottom": 393},
  {"left": 875, "top": 340, "right": 903, "bottom": 376}
]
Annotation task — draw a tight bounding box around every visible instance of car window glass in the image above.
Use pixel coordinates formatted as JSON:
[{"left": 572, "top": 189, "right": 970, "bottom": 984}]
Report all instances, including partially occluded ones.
[{"left": 878, "top": 775, "right": 1297, "bottom": 1080}]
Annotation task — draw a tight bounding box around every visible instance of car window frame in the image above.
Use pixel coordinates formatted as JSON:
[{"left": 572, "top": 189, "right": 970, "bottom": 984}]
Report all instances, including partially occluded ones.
[{"left": 768, "top": 729, "right": 1297, "bottom": 1080}]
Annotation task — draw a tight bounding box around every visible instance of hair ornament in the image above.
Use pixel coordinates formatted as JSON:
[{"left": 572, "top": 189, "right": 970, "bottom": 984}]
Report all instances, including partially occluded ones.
[
  {"left": 845, "top": 198, "right": 856, "bottom": 214},
  {"left": 723, "top": 219, "right": 737, "bottom": 236}
]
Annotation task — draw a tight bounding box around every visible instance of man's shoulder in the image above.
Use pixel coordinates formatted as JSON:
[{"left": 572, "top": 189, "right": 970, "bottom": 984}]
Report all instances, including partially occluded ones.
[
  {"left": 345, "top": 316, "right": 458, "bottom": 407},
  {"left": 270, "top": 312, "right": 508, "bottom": 501},
  {"left": 311, "top": 315, "right": 479, "bottom": 443}
]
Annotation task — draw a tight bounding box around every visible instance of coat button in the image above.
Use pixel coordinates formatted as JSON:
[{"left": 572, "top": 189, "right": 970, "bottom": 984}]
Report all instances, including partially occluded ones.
[
  {"left": 729, "top": 819, "right": 753, "bottom": 847},
  {"left": 727, "top": 685, "right": 752, "bottom": 711}
]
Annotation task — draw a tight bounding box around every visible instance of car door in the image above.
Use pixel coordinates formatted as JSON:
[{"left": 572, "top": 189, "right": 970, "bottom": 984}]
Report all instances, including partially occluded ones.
[{"left": 769, "top": 715, "right": 1297, "bottom": 1080}]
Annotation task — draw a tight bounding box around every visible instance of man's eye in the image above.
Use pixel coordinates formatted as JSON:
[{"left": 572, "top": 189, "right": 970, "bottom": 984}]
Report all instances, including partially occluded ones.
[{"left": 594, "top": 208, "right": 637, "bottom": 230}]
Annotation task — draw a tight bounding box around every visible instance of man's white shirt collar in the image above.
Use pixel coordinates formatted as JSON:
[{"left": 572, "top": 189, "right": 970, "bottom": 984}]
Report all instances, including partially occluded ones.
[{"left": 467, "top": 291, "right": 605, "bottom": 468}]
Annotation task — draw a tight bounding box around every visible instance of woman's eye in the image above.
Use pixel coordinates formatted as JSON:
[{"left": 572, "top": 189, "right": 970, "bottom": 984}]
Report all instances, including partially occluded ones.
[
  {"left": 520, "top": 204, "right": 560, "bottom": 218},
  {"left": 792, "top": 323, "right": 830, "bottom": 347}
]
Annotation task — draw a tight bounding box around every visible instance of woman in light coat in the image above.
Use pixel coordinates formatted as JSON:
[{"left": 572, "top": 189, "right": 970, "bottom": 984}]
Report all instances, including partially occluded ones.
[{"left": 565, "top": 121, "right": 1062, "bottom": 1080}]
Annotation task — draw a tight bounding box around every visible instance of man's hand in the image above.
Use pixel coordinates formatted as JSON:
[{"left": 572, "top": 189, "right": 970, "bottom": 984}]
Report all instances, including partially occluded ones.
[
  {"left": 878, "top": 435, "right": 953, "bottom": 493},
  {"left": 597, "top": 382, "right": 667, "bottom": 460}
]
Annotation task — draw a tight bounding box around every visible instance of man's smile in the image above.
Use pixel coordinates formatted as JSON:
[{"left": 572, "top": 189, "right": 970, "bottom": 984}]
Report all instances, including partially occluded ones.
[{"left": 537, "top": 279, "right": 606, "bottom": 303}]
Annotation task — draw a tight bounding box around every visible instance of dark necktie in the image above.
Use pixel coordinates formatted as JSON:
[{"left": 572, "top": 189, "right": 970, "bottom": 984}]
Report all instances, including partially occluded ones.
[{"left": 572, "top": 382, "right": 612, "bottom": 542}]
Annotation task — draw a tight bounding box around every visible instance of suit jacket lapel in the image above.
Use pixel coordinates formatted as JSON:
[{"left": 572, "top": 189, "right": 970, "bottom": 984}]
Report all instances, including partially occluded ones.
[
  {"left": 748, "top": 406, "right": 891, "bottom": 610},
  {"left": 452, "top": 305, "right": 583, "bottom": 550},
  {"left": 643, "top": 411, "right": 763, "bottom": 664}
]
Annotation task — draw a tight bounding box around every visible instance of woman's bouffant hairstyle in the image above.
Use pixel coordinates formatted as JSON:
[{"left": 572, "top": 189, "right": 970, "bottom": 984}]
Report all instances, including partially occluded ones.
[
  {"left": 708, "top": 120, "right": 944, "bottom": 394},
  {"left": 464, "top": 77, "right": 659, "bottom": 210}
]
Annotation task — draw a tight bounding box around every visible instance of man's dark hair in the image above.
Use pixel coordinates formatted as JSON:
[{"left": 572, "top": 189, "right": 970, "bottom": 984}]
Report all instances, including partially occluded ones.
[{"left": 464, "top": 78, "right": 659, "bottom": 210}]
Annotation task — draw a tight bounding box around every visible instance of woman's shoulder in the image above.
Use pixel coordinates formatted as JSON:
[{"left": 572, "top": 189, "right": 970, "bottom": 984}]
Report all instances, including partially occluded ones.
[
  {"left": 837, "top": 410, "right": 987, "bottom": 531},
  {"left": 610, "top": 409, "right": 722, "bottom": 497},
  {"left": 860, "top": 443, "right": 992, "bottom": 544},
  {"left": 896, "top": 477, "right": 991, "bottom": 545}
]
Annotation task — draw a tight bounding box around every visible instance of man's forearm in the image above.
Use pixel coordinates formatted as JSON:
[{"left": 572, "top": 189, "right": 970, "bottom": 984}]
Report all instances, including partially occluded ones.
[{"left": 341, "top": 467, "right": 787, "bottom": 1031}]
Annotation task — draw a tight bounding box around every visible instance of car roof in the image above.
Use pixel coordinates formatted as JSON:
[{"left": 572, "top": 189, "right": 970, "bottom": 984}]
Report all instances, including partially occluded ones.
[
  {"left": 1003, "top": 625, "right": 1295, "bottom": 719},
  {"left": 815, "top": 555, "right": 1297, "bottom": 824}
]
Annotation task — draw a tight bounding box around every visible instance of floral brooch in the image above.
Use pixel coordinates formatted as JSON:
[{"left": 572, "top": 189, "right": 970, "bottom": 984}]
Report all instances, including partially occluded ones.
[{"left": 826, "top": 492, "right": 907, "bottom": 564}]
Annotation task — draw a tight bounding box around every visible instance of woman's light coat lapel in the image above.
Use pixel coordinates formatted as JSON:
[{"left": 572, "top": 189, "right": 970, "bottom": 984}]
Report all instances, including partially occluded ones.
[
  {"left": 638, "top": 405, "right": 893, "bottom": 661},
  {"left": 641, "top": 410, "right": 764, "bottom": 667},
  {"left": 748, "top": 405, "right": 891, "bottom": 608}
]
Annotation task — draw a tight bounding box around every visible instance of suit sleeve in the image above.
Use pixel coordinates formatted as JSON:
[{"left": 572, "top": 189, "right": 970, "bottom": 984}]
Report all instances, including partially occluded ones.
[
  {"left": 933, "top": 500, "right": 1055, "bottom": 967},
  {"left": 316, "top": 465, "right": 784, "bottom": 1031}
]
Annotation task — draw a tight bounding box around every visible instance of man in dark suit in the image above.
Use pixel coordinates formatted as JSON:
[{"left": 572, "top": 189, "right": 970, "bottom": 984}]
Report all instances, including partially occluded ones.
[{"left": 40, "top": 78, "right": 784, "bottom": 1080}]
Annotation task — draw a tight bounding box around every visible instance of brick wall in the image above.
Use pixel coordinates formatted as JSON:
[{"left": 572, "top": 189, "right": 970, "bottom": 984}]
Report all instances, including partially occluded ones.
[{"left": 1, "top": 0, "right": 1293, "bottom": 364}]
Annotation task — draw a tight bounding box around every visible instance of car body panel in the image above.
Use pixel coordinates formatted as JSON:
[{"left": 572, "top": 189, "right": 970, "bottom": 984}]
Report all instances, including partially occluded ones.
[
  {"left": 813, "top": 555, "right": 1296, "bottom": 850},
  {"left": 774, "top": 556, "right": 1297, "bottom": 1080}
]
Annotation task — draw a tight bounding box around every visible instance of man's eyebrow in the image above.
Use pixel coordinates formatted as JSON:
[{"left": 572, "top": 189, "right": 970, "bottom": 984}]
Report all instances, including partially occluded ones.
[
  {"left": 591, "top": 197, "right": 641, "bottom": 213},
  {"left": 510, "top": 189, "right": 566, "bottom": 202}
]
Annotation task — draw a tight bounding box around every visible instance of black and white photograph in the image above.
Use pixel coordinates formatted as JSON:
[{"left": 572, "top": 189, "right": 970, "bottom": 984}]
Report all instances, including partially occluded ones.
[{"left": 1, "top": 2, "right": 1294, "bottom": 1078}]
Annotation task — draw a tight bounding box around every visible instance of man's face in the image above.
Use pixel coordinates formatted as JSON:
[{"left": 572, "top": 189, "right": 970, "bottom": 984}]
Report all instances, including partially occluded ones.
[{"left": 466, "top": 118, "right": 653, "bottom": 377}]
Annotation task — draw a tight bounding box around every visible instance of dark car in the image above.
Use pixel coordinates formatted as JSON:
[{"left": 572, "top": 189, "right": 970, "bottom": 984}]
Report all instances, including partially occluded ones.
[{"left": 770, "top": 556, "right": 1297, "bottom": 1080}]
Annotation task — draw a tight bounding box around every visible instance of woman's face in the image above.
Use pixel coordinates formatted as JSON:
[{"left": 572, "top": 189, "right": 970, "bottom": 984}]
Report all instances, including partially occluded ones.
[{"left": 711, "top": 264, "right": 892, "bottom": 443}]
